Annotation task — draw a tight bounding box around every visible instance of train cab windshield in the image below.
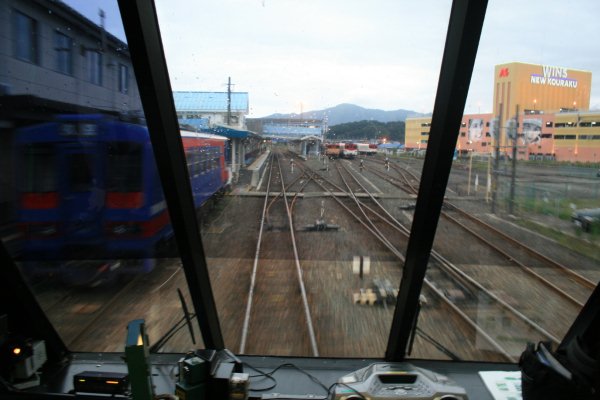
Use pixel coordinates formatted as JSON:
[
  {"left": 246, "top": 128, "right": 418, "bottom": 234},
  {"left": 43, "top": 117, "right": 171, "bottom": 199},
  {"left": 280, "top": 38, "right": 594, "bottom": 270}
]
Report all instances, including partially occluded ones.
[
  {"left": 106, "top": 142, "right": 143, "bottom": 193},
  {"left": 0, "top": 0, "right": 599, "bottom": 399},
  {"left": 67, "top": 153, "right": 96, "bottom": 192},
  {"left": 21, "top": 145, "right": 57, "bottom": 194}
]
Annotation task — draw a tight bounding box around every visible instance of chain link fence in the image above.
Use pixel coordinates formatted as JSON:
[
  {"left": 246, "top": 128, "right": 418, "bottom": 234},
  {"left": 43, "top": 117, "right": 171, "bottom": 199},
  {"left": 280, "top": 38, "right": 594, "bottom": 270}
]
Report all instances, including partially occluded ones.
[{"left": 496, "top": 179, "right": 600, "bottom": 220}]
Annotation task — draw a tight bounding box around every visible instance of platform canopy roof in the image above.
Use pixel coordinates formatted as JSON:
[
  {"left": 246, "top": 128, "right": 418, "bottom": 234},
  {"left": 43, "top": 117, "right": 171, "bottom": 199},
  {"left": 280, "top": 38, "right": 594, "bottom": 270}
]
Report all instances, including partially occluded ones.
[
  {"left": 178, "top": 117, "right": 210, "bottom": 131},
  {"left": 299, "top": 135, "right": 323, "bottom": 141},
  {"left": 282, "top": 135, "right": 323, "bottom": 142},
  {"left": 173, "top": 91, "right": 249, "bottom": 113},
  {"left": 208, "top": 125, "right": 259, "bottom": 139}
]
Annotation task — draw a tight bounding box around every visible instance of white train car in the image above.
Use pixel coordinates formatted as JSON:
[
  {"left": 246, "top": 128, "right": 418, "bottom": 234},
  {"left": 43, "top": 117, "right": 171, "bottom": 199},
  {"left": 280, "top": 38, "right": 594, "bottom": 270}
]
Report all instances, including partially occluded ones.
[{"left": 357, "top": 143, "right": 378, "bottom": 155}]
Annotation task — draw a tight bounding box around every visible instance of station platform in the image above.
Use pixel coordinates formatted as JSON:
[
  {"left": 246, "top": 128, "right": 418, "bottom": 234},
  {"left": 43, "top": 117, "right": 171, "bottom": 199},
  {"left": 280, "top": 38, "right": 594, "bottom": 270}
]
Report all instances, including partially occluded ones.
[{"left": 233, "top": 150, "right": 270, "bottom": 191}]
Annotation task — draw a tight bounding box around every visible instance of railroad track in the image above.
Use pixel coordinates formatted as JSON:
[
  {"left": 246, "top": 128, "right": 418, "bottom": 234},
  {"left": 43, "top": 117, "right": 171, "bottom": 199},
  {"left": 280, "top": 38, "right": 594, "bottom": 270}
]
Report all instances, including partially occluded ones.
[
  {"left": 293, "top": 157, "right": 540, "bottom": 361},
  {"left": 240, "top": 152, "right": 318, "bottom": 356},
  {"left": 443, "top": 202, "right": 596, "bottom": 304},
  {"left": 30, "top": 257, "right": 195, "bottom": 352},
  {"left": 362, "top": 157, "right": 596, "bottom": 310},
  {"left": 340, "top": 160, "right": 563, "bottom": 358}
]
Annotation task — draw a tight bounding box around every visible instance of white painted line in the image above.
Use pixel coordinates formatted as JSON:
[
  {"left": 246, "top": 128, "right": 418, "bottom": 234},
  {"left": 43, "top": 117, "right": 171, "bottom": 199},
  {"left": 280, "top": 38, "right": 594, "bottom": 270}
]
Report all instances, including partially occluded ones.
[{"left": 352, "top": 255, "right": 360, "bottom": 274}]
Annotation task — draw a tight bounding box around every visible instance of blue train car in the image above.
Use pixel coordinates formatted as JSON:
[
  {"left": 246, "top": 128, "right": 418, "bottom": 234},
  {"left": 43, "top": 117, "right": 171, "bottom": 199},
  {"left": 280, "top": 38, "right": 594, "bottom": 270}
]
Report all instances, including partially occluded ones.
[{"left": 15, "top": 114, "right": 229, "bottom": 285}]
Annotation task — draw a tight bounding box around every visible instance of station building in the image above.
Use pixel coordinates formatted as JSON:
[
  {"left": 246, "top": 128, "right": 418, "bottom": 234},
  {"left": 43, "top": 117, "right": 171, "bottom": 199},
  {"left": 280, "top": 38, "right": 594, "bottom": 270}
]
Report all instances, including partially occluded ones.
[
  {"left": 174, "top": 91, "right": 249, "bottom": 131},
  {"left": 173, "top": 91, "right": 266, "bottom": 177},
  {"left": 406, "top": 62, "right": 600, "bottom": 163}
]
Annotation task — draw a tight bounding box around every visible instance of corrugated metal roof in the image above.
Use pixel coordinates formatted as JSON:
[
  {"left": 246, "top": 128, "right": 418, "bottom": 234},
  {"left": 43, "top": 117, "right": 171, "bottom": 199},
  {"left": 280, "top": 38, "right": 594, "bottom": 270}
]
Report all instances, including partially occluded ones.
[{"left": 173, "top": 91, "right": 249, "bottom": 113}]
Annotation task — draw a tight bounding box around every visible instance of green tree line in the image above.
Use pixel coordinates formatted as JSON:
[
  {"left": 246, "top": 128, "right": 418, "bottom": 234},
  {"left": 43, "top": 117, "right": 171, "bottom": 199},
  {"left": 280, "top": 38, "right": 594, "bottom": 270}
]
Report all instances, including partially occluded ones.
[{"left": 326, "top": 120, "right": 405, "bottom": 142}]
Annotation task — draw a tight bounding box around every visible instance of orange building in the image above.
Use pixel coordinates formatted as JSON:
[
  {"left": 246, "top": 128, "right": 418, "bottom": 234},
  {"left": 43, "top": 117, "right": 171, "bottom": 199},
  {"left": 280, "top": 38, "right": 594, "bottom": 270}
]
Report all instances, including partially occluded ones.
[
  {"left": 551, "top": 112, "right": 600, "bottom": 163},
  {"left": 405, "top": 61, "right": 599, "bottom": 163},
  {"left": 494, "top": 62, "right": 591, "bottom": 116},
  {"left": 493, "top": 62, "right": 592, "bottom": 145}
]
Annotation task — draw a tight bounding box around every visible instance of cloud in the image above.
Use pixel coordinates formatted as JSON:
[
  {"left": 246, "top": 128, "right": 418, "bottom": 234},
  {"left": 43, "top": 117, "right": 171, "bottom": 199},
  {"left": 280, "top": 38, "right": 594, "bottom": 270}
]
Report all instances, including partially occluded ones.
[
  {"left": 65, "top": 0, "right": 600, "bottom": 117},
  {"left": 157, "top": 0, "right": 450, "bottom": 116}
]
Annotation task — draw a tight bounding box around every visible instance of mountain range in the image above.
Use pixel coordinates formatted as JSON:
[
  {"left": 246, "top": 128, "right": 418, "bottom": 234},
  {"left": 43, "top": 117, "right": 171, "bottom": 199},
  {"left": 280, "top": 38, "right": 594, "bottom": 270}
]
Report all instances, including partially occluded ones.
[{"left": 263, "top": 103, "right": 427, "bottom": 126}]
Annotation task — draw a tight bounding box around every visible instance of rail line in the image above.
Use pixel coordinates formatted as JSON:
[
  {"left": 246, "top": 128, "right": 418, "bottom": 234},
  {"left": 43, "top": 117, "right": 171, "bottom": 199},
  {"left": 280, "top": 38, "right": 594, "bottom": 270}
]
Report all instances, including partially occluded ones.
[
  {"left": 337, "top": 161, "right": 524, "bottom": 359},
  {"left": 239, "top": 152, "right": 319, "bottom": 356},
  {"left": 66, "top": 275, "right": 143, "bottom": 349},
  {"left": 44, "top": 259, "right": 187, "bottom": 352},
  {"left": 294, "top": 158, "right": 535, "bottom": 361},
  {"left": 339, "top": 160, "right": 561, "bottom": 350},
  {"left": 362, "top": 156, "right": 596, "bottom": 308}
]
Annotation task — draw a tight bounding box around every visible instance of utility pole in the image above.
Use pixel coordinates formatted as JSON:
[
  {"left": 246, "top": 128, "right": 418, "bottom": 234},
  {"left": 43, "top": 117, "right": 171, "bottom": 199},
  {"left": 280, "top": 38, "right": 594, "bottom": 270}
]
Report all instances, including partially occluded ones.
[
  {"left": 491, "top": 104, "right": 502, "bottom": 213},
  {"left": 99, "top": 9, "right": 106, "bottom": 52},
  {"left": 509, "top": 104, "right": 519, "bottom": 215},
  {"left": 227, "top": 76, "right": 232, "bottom": 126}
]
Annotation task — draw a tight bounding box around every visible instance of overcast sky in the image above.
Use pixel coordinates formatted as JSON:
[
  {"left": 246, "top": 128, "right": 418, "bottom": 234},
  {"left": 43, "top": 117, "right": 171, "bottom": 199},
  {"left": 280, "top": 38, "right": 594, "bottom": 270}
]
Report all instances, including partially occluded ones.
[{"left": 67, "top": 0, "right": 600, "bottom": 117}]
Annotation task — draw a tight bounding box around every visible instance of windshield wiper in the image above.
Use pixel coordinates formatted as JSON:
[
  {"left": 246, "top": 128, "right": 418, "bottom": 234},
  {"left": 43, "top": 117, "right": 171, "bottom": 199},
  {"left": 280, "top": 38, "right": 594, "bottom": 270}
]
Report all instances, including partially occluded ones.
[{"left": 150, "top": 288, "right": 196, "bottom": 353}]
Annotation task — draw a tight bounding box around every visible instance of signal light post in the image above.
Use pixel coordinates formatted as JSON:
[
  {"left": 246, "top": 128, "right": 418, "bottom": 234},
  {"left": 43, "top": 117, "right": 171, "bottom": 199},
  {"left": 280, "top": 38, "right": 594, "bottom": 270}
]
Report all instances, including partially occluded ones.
[
  {"left": 509, "top": 105, "right": 519, "bottom": 215},
  {"left": 491, "top": 105, "right": 502, "bottom": 214}
]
